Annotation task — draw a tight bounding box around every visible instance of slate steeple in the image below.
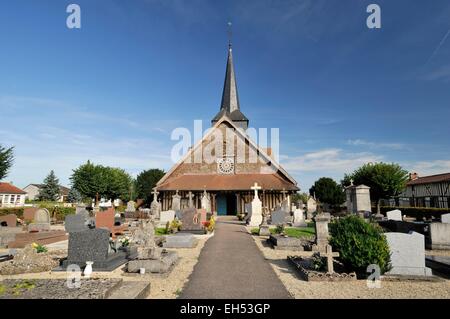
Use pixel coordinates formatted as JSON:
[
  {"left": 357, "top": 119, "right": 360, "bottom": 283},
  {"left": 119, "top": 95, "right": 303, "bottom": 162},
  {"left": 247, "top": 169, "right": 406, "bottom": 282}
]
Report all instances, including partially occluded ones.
[{"left": 212, "top": 43, "right": 249, "bottom": 130}]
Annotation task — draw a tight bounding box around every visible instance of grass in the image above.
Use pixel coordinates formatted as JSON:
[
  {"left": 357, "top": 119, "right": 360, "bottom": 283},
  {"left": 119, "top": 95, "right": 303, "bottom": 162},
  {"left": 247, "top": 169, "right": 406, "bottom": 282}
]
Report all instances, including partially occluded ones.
[
  {"left": 0, "top": 284, "right": 5, "bottom": 296},
  {"left": 251, "top": 226, "right": 315, "bottom": 238},
  {"left": 155, "top": 228, "right": 168, "bottom": 235}
]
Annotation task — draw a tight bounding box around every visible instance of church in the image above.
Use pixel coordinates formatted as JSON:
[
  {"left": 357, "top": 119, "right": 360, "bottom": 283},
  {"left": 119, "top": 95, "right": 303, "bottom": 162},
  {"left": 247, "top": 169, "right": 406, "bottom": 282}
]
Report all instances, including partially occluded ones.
[{"left": 156, "top": 43, "right": 299, "bottom": 215}]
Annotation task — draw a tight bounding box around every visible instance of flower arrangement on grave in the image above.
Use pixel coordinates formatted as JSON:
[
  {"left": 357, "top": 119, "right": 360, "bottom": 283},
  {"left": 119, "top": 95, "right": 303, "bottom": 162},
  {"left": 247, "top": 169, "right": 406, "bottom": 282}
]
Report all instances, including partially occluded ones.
[
  {"left": 31, "top": 242, "right": 48, "bottom": 254},
  {"left": 167, "top": 219, "right": 182, "bottom": 234},
  {"left": 311, "top": 252, "right": 326, "bottom": 271},
  {"left": 119, "top": 236, "right": 130, "bottom": 247},
  {"left": 207, "top": 216, "right": 215, "bottom": 232}
]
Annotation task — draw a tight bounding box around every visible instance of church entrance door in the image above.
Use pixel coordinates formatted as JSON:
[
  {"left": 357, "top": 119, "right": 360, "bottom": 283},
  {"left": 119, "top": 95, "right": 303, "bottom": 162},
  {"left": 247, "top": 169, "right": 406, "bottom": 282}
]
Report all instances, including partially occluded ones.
[{"left": 216, "top": 193, "right": 237, "bottom": 216}]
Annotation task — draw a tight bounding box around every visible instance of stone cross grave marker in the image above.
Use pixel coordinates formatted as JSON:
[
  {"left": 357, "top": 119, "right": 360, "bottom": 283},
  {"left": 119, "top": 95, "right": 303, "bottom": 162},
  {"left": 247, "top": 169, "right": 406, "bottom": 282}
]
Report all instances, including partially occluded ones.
[
  {"left": 248, "top": 183, "right": 263, "bottom": 227},
  {"left": 187, "top": 191, "right": 195, "bottom": 208},
  {"left": 172, "top": 190, "right": 181, "bottom": 211},
  {"left": 322, "top": 244, "right": 339, "bottom": 274}
]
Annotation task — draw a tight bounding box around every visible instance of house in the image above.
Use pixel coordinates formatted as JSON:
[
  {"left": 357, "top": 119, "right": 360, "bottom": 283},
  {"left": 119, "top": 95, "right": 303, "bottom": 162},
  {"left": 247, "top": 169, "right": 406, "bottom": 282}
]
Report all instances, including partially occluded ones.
[
  {"left": 0, "top": 182, "right": 26, "bottom": 208},
  {"left": 156, "top": 43, "right": 299, "bottom": 215},
  {"left": 23, "top": 184, "right": 70, "bottom": 202},
  {"left": 392, "top": 172, "right": 450, "bottom": 208}
]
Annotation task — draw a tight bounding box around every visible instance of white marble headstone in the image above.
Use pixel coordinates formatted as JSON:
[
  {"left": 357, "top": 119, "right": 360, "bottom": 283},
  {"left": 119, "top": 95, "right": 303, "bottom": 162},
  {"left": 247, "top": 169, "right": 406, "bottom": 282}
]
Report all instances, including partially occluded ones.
[
  {"left": 385, "top": 232, "right": 432, "bottom": 276},
  {"left": 441, "top": 213, "right": 450, "bottom": 224},
  {"left": 386, "top": 209, "right": 402, "bottom": 221}
]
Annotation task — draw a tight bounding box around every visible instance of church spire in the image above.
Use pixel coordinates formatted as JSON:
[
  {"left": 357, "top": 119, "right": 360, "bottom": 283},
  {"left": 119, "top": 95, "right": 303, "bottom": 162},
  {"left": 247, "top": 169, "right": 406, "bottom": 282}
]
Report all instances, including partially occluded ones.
[
  {"left": 220, "top": 45, "right": 240, "bottom": 113},
  {"left": 212, "top": 24, "right": 249, "bottom": 129}
]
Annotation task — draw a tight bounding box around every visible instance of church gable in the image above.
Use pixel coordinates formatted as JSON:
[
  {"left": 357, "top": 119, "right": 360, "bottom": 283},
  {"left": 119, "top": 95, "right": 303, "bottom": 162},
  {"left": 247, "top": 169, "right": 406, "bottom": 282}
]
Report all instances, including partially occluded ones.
[{"left": 158, "top": 117, "right": 297, "bottom": 189}]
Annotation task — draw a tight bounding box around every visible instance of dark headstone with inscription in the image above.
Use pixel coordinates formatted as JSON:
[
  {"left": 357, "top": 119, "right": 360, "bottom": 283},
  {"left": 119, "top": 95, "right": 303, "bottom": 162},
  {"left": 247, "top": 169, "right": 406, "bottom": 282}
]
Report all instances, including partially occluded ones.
[{"left": 179, "top": 208, "right": 204, "bottom": 234}]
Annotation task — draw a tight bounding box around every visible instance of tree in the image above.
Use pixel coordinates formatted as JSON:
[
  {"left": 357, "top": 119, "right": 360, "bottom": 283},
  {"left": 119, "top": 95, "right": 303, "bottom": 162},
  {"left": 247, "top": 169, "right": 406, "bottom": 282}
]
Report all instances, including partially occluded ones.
[
  {"left": 103, "top": 167, "right": 133, "bottom": 202},
  {"left": 70, "top": 161, "right": 134, "bottom": 204},
  {"left": 342, "top": 162, "right": 408, "bottom": 214},
  {"left": 67, "top": 187, "right": 82, "bottom": 203},
  {"left": 0, "top": 145, "right": 14, "bottom": 180},
  {"left": 291, "top": 192, "right": 309, "bottom": 205},
  {"left": 309, "top": 177, "right": 345, "bottom": 208},
  {"left": 38, "top": 170, "right": 60, "bottom": 201},
  {"left": 135, "top": 169, "right": 165, "bottom": 205},
  {"left": 70, "top": 161, "right": 106, "bottom": 203}
]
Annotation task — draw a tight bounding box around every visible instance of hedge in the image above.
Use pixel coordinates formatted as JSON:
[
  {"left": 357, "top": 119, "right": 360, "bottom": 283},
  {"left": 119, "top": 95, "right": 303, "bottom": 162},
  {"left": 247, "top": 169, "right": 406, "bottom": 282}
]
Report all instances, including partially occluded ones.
[
  {"left": 0, "top": 208, "right": 24, "bottom": 218},
  {"left": 0, "top": 206, "right": 75, "bottom": 221},
  {"left": 373, "top": 206, "right": 450, "bottom": 220}
]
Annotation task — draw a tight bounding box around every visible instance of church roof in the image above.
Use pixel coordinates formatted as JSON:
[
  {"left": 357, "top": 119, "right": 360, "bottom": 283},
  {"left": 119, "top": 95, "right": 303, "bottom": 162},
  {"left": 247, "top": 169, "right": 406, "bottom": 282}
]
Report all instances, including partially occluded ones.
[
  {"left": 157, "top": 115, "right": 298, "bottom": 190},
  {"left": 212, "top": 45, "right": 248, "bottom": 122},
  {"left": 157, "top": 173, "right": 298, "bottom": 191}
]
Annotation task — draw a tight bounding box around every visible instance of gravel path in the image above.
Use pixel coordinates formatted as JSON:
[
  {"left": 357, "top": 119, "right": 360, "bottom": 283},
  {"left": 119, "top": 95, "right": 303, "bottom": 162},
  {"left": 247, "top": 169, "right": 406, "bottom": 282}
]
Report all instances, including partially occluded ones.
[
  {"left": 252, "top": 235, "right": 450, "bottom": 299},
  {"left": 179, "top": 217, "right": 292, "bottom": 299}
]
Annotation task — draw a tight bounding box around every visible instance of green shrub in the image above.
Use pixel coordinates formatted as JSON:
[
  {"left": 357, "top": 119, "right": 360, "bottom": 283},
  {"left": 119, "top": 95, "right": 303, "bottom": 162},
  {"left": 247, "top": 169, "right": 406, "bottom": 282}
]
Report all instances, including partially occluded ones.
[
  {"left": 0, "top": 207, "right": 24, "bottom": 218},
  {"left": 329, "top": 215, "right": 390, "bottom": 275}
]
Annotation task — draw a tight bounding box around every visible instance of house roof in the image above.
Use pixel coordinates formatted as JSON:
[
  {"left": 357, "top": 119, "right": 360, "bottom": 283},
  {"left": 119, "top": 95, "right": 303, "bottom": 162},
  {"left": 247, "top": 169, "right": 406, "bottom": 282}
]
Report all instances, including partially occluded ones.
[
  {"left": 407, "top": 173, "right": 450, "bottom": 186},
  {"left": 157, "top": 173, "right": 299, "bottom": 191},
  {"left": 0, "top": 182, "right": 26, "bottom": 194}
]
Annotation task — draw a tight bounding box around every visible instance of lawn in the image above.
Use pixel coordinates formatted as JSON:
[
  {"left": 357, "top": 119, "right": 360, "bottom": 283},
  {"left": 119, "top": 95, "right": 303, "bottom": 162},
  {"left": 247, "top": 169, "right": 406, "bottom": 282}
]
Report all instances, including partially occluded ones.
[
  {"left": 155, "top": 228, "right": 168, "bottom": 235},
  {"left": 251, "top": 226, "right": 315, "bottom": 238}
]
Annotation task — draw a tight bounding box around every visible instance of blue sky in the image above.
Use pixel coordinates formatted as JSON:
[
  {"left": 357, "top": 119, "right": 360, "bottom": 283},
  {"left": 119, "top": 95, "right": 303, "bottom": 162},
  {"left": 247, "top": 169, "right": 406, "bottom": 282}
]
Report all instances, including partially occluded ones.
[{"left": 1, "top": 0, "right": 450, "bottom": 191}]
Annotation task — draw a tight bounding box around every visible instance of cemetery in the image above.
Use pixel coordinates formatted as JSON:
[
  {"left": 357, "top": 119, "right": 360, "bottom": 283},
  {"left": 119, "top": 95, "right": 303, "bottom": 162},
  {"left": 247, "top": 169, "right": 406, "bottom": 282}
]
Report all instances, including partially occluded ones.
[{"left": 1, "top": 26, "right": 450, "bottom": 300}]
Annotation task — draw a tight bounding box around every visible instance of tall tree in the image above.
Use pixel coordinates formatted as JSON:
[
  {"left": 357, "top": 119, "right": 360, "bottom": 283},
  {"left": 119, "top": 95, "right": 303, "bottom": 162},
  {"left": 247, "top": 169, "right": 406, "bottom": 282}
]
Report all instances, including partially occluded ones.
[
  {"left": 70, "top": 160, "right": 106, "bottom": 203},
  {"left": 38, "top": 170, "right": 60, "bottom": 201},
  {"left": 0, "top": 145, "right": 14, "bottom": 180},
  {"left": 135, "top": 169, "right": 165, "bottom": 205},
  {"left": 103, "top": 167, "right": 133, "bottom": 202},
  {"left": 309, "top": 177, "right": 345, "bottom": 208},
  {"left": 342, "top": 162, "right": 409, "bottom": 214}
]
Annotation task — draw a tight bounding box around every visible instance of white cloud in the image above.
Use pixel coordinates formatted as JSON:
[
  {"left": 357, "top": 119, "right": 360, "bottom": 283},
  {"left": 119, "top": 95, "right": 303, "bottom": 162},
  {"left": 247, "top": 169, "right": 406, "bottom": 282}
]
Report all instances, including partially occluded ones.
[
  {"left": 281, "top": 148, "right": 383, "bottom": 174},
  {"left": 347, "top": 139, "right": 406, "bottom": 150},
  {"left": 405, "top": 160, "right": 450, "bottom": 176}
]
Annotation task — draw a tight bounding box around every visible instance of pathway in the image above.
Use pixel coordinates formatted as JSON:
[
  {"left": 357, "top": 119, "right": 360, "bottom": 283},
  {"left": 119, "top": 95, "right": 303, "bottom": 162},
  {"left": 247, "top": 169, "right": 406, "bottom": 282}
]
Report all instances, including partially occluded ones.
[{"left": 179, "top": 216, "right": 291, "bottom": 299}]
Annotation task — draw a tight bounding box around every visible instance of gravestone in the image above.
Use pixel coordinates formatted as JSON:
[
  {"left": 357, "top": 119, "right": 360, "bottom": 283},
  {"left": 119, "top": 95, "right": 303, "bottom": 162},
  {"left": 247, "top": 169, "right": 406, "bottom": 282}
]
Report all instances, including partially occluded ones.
[
  {"left": 247, "top": 183, "right": 263, "bottom": 227},
  {"left": 125, "top": 201, "right": 136, "bottom": 213},
  {"left": 0, "top": 214, "right": 17, "bottom": 227},
  {"left": 259, "top": 210, "right": 270, "bottom": 236},
  {"left": 28, "top": 208, "right": 51, "bottom": 232},
  {"left": 159, "top": 210, "right": 175, "bottom": 227},
  {"left": 430, "top": 223, "right": 450, "bottom": 250},
  {"left": 312, "top": 213, "right": 331, "bottom": 252},
  {"left": 268, "top": 235, "right": 305, "bottom": 251},
  {"left": 171, "top": 191, "right": 181, "bottom": 211},
  {"left": 346, "top": 184, "right": 371, "bottom": 214},
  {"left": 23, "top": 208, "right": 38, "bottom": 222},
  {"left": 201, "top": 190, "right": 211, "bottom": 213},
  {"left": 385, "top": 232, "right": 432, "bottom": 277},
  {"left": 293, "top": 208, "right": 307, "bottom": 227},
  {"left": 441, "top": 213, "right": 450, "bottom": 224},
  {"left": 306, "top": 197, "right": 317, "bottom": 220},
  {"left": 179, "top": 208, "right": 204, "bottom": 233},
  {"left": 127, "top": 219, "right": 178, "bottom": 273},
  {"left": 75, "top": 204, "right": 88, "bottom": 215},
  {"left": 197, "top": 208, "right": 207, "bottom": 223},
  {"left": 163, "top": 233, "right": 198, "bottom": 248},
  {"left": 271, "top": 209, "right": 287, "bottom": 226},
  {"left": 65, "top": 214, "right": 88, "bottom": 233},
  {"left": 150, "top": 188, "right": 161, "bottom": 218},
  {"left": 61, "top": 228, "right": 130, "bottom": 271},
  {"left": 387, "top": 209, "right": 403, "bottom": 221}
]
